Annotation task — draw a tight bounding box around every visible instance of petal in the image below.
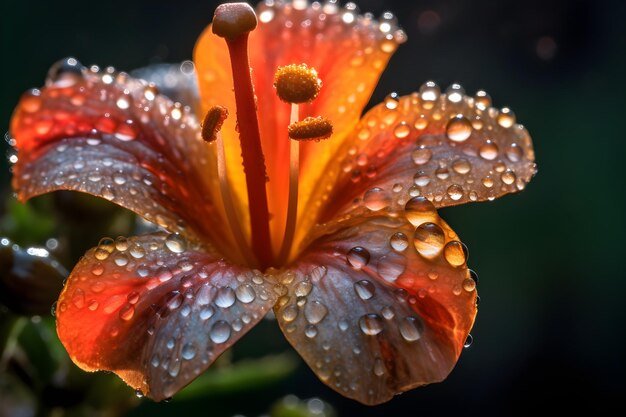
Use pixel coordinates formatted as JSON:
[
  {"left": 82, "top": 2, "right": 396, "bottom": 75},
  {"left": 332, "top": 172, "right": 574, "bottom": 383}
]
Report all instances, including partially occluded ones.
[
  {"left": 56, "top": 233, "right": 276, "bottom": 401},
  {"left": 194, "top": 1, "right": 405, "bottom": 252},
  {"left": 299, "top": 87, "right": 537, "bottom": 238},
  {"left": 9, "top": 60, "right": 239, "bottom": 257},
  {"left": 274, "top": 210, "right": 477, "bottom": 405}
]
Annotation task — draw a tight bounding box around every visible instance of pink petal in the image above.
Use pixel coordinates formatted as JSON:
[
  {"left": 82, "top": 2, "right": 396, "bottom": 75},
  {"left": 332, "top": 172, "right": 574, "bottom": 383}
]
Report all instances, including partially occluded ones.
[{"left": 56, "top": 232, "right": 275, "bottom": 400}]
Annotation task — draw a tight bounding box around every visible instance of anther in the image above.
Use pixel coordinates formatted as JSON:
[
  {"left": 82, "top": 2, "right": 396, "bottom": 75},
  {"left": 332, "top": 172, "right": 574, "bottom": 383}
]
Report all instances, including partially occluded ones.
[
  {"left": 288, "top": 116, "right": 333, "bottom": 141},
  {"left": 212, "top": 3, "right": 258, "bottom": 39},
  {"left": 274, "top": 64, "right": 322, "bottom": 104},
  {"left": 201, "top": 105, "right": 229, "bottom": 142}
]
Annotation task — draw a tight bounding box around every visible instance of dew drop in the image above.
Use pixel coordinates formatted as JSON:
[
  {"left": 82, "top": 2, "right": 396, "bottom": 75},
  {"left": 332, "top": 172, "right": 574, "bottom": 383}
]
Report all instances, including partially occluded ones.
[
  {"left": 353, "top": 280, "right": 376, "bottom": 300},
  {"left": 399, "top": 316, "right": 424, "bottom": 341},
  {"left": 119, "top": 304, "right": 135, "bottom": 321},
  {"left": 405, "top": 196, "right": 438, "bottom": 226},
  {"left": 199, "top": 306, "right": 215, "bottom": 320},
  {"left": 210, "top": 320, "right": 232, "bottom": 344},
  {"left": 363, "top": 187, "right": 390, "bottom": 211},
  {"left": 413, "top": 171, "right": 430, "bottom": 186},
  {"left": 182, "top": 343, "right": 197, "bottom": 360},
  {"left": 463, "top": 278, "right": 477, "bottom": 292},
  {"left": 446, "top": 115, "right": 472, "bottom": 142},
  {"left": 479, "top": 140, "right": 499, "bottom": 160},
  {"left": 381, "top": 306, "right": 395, "bottom": 320},
  {"left": 506, "top": 143, "right": 523, "bottom": 162},
  {"left": 393, "top": 122, "right": 411, "bottom": 139},
  {"left": 282, "top": 305, "right": 298, "bottom": 322},
  {"left": 235, "top": 284, "right": 256, "bottom": 304},
  {"left": 304, "top": 300, "right": 328, "bottom": 324},
  {"left": 482, "top": 176, "right": 494, "bottom": 188},
  {"left": 452, "top": 158, "right": 472, "bottom": 175},
  {"left": 359, "top": 314, "right": 383, "bottom": 336},
  {"left": 444, "top": 241, "right": 468, "bottom": 267},
  {"left": 413, "top": 222, "right": 445, "bottom": 257},
  {"left": 305, "top": 325, "right": 318, "bottom": 338},
  {"left": 411, "top": 147, "right": 432, "bottom": 165},
  {"left": 464, "top": 334, "right": 474, "bottom": 348},
  {"left": 445, "top": 83, "right": 465, "bottom": 103},
  {"left": 166, "top": 292, "right": 183, "bottom": 310},
  {"left": 419, "top": 81, "right": 440, "bottom": 109},
  {"left": 338, "top": 320, "right": 349, "bottom": 331},
  {"left": 294, "top": 280, "right": 313, "bottom": 297},
  {"left": 501, "top": 169, "right": 517, "bottom": 185},
  {"left": 165, "top": 233, "right": 186, "bottom": 253},
  {"left": 377, "top": 255, "right": 406, "bottom": 282},
  {"left": 474, "top": 90, "right": 491, "bottom": 110},
  {"left": 384, "top": 92, "right": 399, "bottom": 110},
  {"left": 346, "top": 246, "right": 370, "bottom": 269},
  {"left": 447, "top": 184, "right": 464, "bottom": 201},
  {"left": 390, "top": 232, "right": 409, "bottom": 252},
  {"left": 497, "top": 107, "right": 516, "bottom": 128},
  {"left": 215, "top": 287, "right": 236, "bottom": 308},
  {"left": 373, "top": 358, "right": 385, "bottom": 376},
  {"left": 129, "top": 245, "right": 146, "bottom": 259}
]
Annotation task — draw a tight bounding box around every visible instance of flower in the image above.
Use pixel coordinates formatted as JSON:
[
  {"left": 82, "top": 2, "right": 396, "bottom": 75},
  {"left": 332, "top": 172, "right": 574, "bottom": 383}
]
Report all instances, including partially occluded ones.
[{"left": 7, "top": 0, "right": 536, "bottom": 406}]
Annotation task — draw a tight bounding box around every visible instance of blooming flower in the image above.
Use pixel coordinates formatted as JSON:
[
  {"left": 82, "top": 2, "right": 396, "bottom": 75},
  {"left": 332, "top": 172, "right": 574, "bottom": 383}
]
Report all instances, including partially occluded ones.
[{"left": 7, "top": 0, "right": 536, "bottom": 405}]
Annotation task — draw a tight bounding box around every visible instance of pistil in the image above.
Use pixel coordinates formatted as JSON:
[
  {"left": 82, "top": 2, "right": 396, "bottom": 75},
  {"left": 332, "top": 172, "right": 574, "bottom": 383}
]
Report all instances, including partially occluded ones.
[{"left": 213, "top": 3, "right": 273, "bottom": 268}]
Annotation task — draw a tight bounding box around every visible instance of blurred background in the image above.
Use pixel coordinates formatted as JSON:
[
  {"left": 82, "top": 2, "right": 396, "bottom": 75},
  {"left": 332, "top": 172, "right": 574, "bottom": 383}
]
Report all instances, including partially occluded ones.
[{"left": 1, "top": 0, "right": 624, "bottom": 416}]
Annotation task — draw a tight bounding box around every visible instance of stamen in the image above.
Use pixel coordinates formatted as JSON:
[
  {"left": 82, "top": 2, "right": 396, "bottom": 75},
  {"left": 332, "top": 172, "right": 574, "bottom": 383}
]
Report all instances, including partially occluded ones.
[
  {"left": 201, "top": 106, "right": 257, "bottom": 266},
  {"left": 274, "top": 64, "right": 322, "bottom": 104},
  {"left": 278, "top": 103, "right": 301, "bottom": 263},
  {"left": 288, "top": 117, "right": 333, "bottom": 141},
  {"left": 213, "top": 3, "right": 273, "bottom": 268}
]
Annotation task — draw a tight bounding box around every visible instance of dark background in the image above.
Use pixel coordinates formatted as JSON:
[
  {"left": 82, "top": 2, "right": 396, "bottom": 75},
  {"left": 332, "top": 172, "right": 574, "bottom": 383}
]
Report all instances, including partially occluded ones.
[{"left": 1, "top": 0, "right": 625, "bottom": 416}]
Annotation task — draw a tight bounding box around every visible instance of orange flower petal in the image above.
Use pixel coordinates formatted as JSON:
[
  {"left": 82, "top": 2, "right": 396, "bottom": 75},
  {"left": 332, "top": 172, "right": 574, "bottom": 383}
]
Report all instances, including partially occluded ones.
[
  {"left": 299, "top": 88, "right": 537, "bottom": 239},
  {"left": 194, "top": 2, "right": 406, "bottom": 252},
  {"left": 9, "top": 61, "right": 241, "bottom": 260},
  {"left": 56, "top": 232, "right": 276, "bottom": 401},
  {"left": 274, "top": 210, "right": 476, "bottom": 405}
]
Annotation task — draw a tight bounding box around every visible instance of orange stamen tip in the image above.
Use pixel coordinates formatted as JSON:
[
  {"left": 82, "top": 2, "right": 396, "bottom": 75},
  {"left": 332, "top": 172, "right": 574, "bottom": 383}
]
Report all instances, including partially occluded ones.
[
  {"left": 288, "top": 116, "right": 333, "bottom": 141},
  {"left": 274, "top": 64, "right": 322, "bottom": 104},
  {"left": 212, "top": 2, "right": 258, "bottom": 40},
  {"left": 201, "top": 105, "right": 229, "bottom": 142}
]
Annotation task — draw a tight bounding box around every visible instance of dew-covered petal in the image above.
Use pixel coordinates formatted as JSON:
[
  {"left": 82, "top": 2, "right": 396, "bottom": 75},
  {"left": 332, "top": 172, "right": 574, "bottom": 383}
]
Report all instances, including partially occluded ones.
[
  {"left": 300, "top": 86, "right": 536, "bottom": 237},
  {"left": 274, "top": 211, "right": 477, "bottom": 405},
  {"left": 9, "top": 60, "right": 238, "bottom": 257},
  {"left": 194, "top": 1, "right": 406, "bottom": 253},
  {"left": 55, "top": 233, "right": 275, "bottom": 401}
]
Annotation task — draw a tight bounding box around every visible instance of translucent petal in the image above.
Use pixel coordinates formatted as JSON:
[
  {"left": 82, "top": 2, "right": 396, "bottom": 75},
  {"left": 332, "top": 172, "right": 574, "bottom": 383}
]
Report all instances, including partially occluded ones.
[
  {"left": 194, "top": 1, "right": 406, "bottom": 253},
  {"left": 55, "top": 233, "right": 275, "bottom": 400},
  {"left": 274, "top": 211, "right": 477, "bottom": 405},
  {"left": 9, "top": 62, "right": 239, "bottom": 258},
  {"left": 300, "top": 89, "right": 537, "bottom": 234}
]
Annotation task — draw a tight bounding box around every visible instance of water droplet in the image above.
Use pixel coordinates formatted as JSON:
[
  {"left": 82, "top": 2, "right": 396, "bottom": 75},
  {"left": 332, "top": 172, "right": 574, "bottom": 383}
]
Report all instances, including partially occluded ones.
[
  {"left": 414, "top": 114, "right": 428, "bottom": 130},
  {"left": 346, "top": 247, "right": 370, "bottom": 269},
  {"left": 166, "top": 292, "right": 183, "bottom": 310},
  {"left": 363, "top": 187, "right": 390, "bottom": 211},
  {"left": 353, "top": 280, "right": 375, "bottom": 300},
  {"left": 463, "top": 278, "right": 477, "bottom": 292},
  {"left": 452, "top": 158, "right": 472, "bottom": 175},
  {"left": 94, "top": 248, "right": 110, "bottom": 261},
  {"left": 469, "top": 269, "right": 479, "bottom": 285},
  {"left": 199, "top": 306, "right": 215, "bottom": 320},
  {"left": 305, "top": 325, "right": 318, "bottom": 338},
  {"left": 445, "top": 83, "right": 465, "bottom": 103},
  {"left": 497, "top": 107, "right": 516, "bottom": 128},
  {"left": 210, "top": 320, "right": 232, "bottom": 344},
  {"left": 165, "top": 233, "right": 186, "bottom": 253},
  {"left": 413, "top": 222, "right": 445, "bottom": 257},
  {"left": 447, "top": 184, "right": 464, "bottom": 201},
  {"left": 435, "top": 167, "right": 450, "bottom": 180},
  {"left": 182, "top": 343, "right": 197, "bottom": 360},
  {"left": 304, "top": 300, "right": 328, "bottom": 324},
  {"left": 413, "top": 171, "right": 430, "bottom": 186},
  {"left": 119, "top": 304, "right": 135, "bottom": 321},
  {"left": 373, "top": 358, "right": 385, "bottom": 376},
  {"left": 419, "top": 81, "right": 440, "bottom": 109},
  {"left": 405, "top": 196, "right": 438, "bottom": 226},
  {"left": 393, "top": 122, "right": 411, "bottom": 139},
  {"left": 235, "top": 284, "right": 256, "bottom": 303},
  {"left": 359, "top": 314, "right": 383, "bottom": 335},
  {"left": 474, "top": 90, "right": 491, "bottom": 110},
  {"left": 479, "top": 140, "right": 499, "bottom": 160},
  {"left": 282, "top": 305, "right": 298, "bottom": 322},
  {"left": 446, "top": 115, "right": 472, "bottom": 142},
  {"left": 464, "top": 334, "right": 473, "bottom": 348},
  {"left": 129, "top": 245, "right": 146, "bottom": 259},
  {"left": 215, "top": 287, "right": 236, "bottom": 308},
  {"left": 381, "top": 306, "right": 395, "bottom": 320},
  {"left": 506, "top": 143, "right": 523, "bottom": 162},
  {"left": 72, "top": 289, "right": 85, "bottom": 309},
  {"left": 411, "top": 147, "right": 432, "bottom": 165},
  {"left": 444, "top": 241, "right": 468, "bottom": 266},
  {"left": 377, "top": 255, "right": 406, "bottom": 282},
  {"left": 46, "top": 57, "right": 84, "bottom": 88},
  {"left": 135, "top": 389, "right": 144, "bottom": 398},
  {"left": 294, "top": 280, "right": 313, "bottom": 297},
  {"left": 384, "top": 92, "right": 399, "bottom": 110},
  {"left": 399, "top": 316, "right": 424, "bottom": 341},
  {"left": 338, "top": 320, "right": 349, "bottom": 331},
  {"left": 482, "top": 176, "right": 494, "bottom": 188},
  {"left": 501, "top": 169, "right": 517, "bottom": 185},
  {"left": 390, "top": 232, "right": 409, "bottom": 252}
]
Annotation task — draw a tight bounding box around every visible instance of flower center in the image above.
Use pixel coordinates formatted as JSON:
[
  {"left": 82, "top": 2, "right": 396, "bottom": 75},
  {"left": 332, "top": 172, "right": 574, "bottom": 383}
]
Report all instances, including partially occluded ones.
[{"left": 211, "top": 3, "right": 333, "bottom": 269}]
